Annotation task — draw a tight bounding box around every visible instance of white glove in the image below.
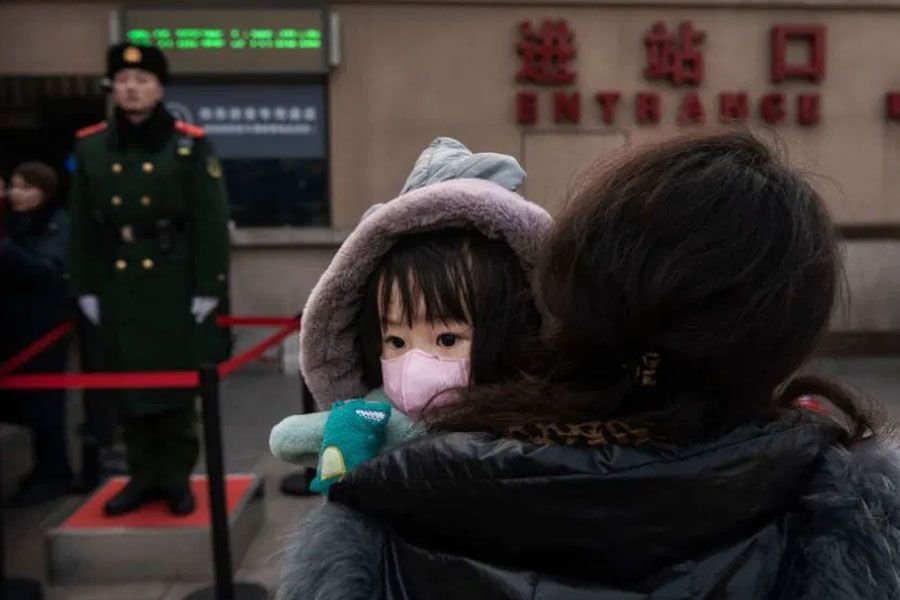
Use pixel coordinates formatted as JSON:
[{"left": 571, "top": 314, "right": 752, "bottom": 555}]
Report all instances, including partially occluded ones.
[
  {"left": 78, "top": 295, "right": 100, "bottom": 325},
  {"left": 191, "top": 296, "right": 219, "bottom": 324}
]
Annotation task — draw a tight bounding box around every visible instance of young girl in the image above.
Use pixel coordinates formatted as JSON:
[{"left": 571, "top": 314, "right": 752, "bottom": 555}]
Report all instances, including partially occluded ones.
[{"left": 270, "top": 138, "right": 552, "bottom": 492}]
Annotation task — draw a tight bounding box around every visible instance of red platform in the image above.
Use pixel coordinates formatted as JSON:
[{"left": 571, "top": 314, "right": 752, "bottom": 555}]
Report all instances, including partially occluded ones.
[{"left": 62, "top": 474, "right": 256, "bottom": 530}]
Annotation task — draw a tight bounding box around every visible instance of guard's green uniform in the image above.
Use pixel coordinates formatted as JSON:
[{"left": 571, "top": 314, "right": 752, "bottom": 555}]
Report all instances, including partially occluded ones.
[{"left": 69, "top": 108, "right": 230, "bottom": 489}]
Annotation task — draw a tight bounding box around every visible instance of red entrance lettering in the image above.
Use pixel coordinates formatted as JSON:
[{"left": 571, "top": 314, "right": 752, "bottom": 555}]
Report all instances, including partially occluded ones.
[
  {"left": 644, "top": 21, "right": 705, "bottom": 86},
  {"left": 678, "top": 92, "right": 705, "bottom": 124},
  {"left": 554, "top": 92, "right": 581, "bottom": 124},
  {"left": 719, "top": 92, "right": 749, "bottom": 122},
  {"left": 517, "top": 92, "right": 538, "bottom": 125},
  {"left": 797, "top": 93, "right": 820, "bottom": 125},
  {"left": 636, "top": 92, "right": 661, "bottom": 124},
  {"left": 760, "top": 93, "right": 786, "bottom": 125},
  {"left": 771, "top": 25, "right": 826, "bottom": 83},
  {"left": 887, "top": 92, "right": 900, "bottom": 120},
  {"left": 595, "top": 92, "right": 621, "bottom": 124},
  {"left": 516, "top": 20, "right": 578, "bottom": 85}
]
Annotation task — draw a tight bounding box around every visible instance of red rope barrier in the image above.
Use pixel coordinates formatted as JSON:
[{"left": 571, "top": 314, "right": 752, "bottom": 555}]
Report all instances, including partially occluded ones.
[
  {"left": 0, "top": 321, "right": 74, "bottom": 377},
  {"left": 216, "top": 316, "right": 298, "bottom": 327},
  {"left": 0, "top": 315, "right": 301, "bottom": 391},
  {"left": 217, "top": 320, "right": 300, "bottom": 378},
  {"left": 0, "top": 371, "right": 199, "bottom": 391}
]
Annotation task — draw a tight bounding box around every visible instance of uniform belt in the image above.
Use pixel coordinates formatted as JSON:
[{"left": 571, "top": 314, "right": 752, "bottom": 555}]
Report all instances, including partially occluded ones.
[{"left": 113, "top": 220, "right": 186, "bottom": 253}]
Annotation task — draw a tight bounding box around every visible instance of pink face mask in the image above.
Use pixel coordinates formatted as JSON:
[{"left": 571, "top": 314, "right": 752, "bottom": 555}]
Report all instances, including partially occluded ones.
[{"left": 381, "top": 349, "right": 471, "bottom": 419}]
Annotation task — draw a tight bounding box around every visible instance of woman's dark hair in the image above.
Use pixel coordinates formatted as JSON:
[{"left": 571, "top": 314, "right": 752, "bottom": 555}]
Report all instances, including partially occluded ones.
[
  {"left": 12, "top": 161, "right": 58, "bottom": 202},
  {"left": 429, "top": 132, "right": 880, "bottom": 444},
  {"left": 7, "top": 161, "right": 60, "bottom": 236},
  {"left": 357, "top": 228, "right": 541, "bottom": 389}
]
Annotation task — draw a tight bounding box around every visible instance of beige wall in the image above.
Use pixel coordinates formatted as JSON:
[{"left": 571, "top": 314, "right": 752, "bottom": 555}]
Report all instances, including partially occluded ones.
[
  {"left": 329, "top": 4, "right": 900, "bottom": 226},
  {"left": 233, "top": 239, "right": 900, "bottom": 334},
  {"left": 0, "top": 2, "right": 115, "bottom": 74},
  {"left": 833, "top": 241, "right": 900, "bottom": 330},
  {"left": 230, "top": 247, "right": 336, "bottom": 316}
]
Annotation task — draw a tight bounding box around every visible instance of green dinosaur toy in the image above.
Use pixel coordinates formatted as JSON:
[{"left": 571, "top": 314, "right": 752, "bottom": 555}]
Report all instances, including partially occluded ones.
[{"left": 270, "top": 389, "right": 425, "bottom": 494}]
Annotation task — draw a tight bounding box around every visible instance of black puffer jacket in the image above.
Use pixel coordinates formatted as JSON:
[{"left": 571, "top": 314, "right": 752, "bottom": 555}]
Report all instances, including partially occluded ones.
[
  {"left": 0, "top": 201, "right": 70, "bottom": 370},
  {"left": 278, "top": 412, "right": 900, "bottom": 600}
]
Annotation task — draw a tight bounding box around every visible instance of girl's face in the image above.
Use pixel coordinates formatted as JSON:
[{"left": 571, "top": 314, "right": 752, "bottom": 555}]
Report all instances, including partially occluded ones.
[{"left": 380, "top": 282, "right": 473, "bottom": 361}]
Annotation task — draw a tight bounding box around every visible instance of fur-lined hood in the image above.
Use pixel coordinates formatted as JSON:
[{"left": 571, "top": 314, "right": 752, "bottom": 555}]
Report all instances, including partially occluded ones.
[
  {"left": 300, "top": 139, "right": 551, "bottom": 409},
  {"left": 277, "top": 423, "right": 900, "bottom": 600}
]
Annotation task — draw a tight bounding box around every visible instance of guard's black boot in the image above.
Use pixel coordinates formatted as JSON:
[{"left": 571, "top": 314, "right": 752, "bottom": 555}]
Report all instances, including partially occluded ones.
[
  {"left": 103, "top": 480, "right": 161, "bottom": 516},
  {"left": 165, "top": 480, "right": 195, "bottom": 516}
]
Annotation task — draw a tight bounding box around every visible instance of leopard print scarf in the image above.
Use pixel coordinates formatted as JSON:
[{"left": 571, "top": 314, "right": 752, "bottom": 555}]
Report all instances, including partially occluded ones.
[{"left": 505, "top": 420, "right": 652, "bottom": 447}]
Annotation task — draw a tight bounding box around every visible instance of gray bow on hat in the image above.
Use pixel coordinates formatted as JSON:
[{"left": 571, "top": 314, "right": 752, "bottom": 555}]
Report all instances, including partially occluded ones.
[
  {"left": 400, "top": 137, "right": 526, "bottom": 194},
  {"left": 362, "top": 137, "right": 527, "bottom": 221}
]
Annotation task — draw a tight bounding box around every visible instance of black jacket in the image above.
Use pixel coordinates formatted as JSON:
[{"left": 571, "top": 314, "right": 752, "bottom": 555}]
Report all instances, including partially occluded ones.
[
  {"left": 278, "top": 413, "right": 900, "bottom": 599},
  {"left": 0, "top": 201, "right": 70, "bottom": 370}
]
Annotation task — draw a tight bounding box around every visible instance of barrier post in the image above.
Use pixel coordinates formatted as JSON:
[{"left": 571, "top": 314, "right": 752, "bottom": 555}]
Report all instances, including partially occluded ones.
[
  {"left": 279, "top": 375, "right": 317, "bottom": 497},
  {"left": 78, "top": 399, "right": 104, "bottom": 490},
  {"left": 185, "top": 364, "right": 267, "bottom": 600},
  {"left": 280, "top": 312, "right": 316, "bottom": 497}
]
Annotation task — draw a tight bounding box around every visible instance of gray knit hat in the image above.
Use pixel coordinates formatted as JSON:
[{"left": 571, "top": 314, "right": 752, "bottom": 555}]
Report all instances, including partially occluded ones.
[{"left": 300, "top": 139, "right": 551, "bottom": 408}]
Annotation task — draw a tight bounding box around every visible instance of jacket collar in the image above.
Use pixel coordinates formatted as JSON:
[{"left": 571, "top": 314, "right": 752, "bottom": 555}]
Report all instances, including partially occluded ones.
[
  {"left": 108, "top": 103, "right": 175, "bottom": 152},
  {"left": 793, "top": 434, "right": 900, "bottom": 599}
]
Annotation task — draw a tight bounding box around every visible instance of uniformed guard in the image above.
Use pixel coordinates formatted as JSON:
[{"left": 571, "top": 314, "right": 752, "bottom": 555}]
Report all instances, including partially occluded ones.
[{"left": 69, "top": 42, "right": 230, "bottom": 516}]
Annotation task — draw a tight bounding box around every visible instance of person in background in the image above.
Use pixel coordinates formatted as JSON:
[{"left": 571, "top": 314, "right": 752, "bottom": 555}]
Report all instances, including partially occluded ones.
[
  {"left": 0, "top": 162, "right": 73, "bottom": 507},
  {"left": 277, "top": 132, "right": 900, "bottom": 600},
  {"left": 69, "top": 42, "right": 230, "bottom": 516}
]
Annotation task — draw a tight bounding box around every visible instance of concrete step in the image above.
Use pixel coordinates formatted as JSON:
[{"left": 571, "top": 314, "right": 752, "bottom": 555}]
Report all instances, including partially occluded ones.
[{"left": 46, "top": 474, "right": 264, "bottom": 584}]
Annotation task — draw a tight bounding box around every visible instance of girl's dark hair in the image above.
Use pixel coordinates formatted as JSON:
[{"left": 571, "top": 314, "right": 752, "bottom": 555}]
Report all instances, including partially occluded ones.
[
  {"left": 429, "top": 132, "right": 880, "bottom": 444},
  {"left": 12, "top": 161, "right": 58, "bottom": 202},
  {"left": 357, "top": 228, "right": 541, "bottom": 389}
]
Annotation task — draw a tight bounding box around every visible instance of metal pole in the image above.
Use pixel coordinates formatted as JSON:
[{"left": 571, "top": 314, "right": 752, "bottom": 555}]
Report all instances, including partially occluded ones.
[
  {"left": 279, "top": 314, "right": 316, "bottom": 497},
  {"left": 299, "top": 376, "right": 318, "bottom": 484},
  {"left": 79, "top": 407, "right": 101, "bottom": 491},
  {"left": 300, "top": 376, "right": 315, "bottom": 415},
  {"left": 185, "top": 364, "right": 268, "bottom": 600},
  {"left": 198, "top": 363, "right": 234, "bottom": 600},
  {"left": 279, "top": 371, "right": 317, "bottom": 497}
]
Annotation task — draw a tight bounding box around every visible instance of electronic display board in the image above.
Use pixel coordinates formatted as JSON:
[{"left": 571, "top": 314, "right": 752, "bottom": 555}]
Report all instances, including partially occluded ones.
[{"left": 121, "top": 7, "right": 326, "bottom": 74}]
